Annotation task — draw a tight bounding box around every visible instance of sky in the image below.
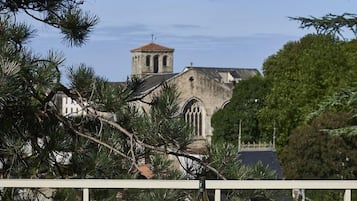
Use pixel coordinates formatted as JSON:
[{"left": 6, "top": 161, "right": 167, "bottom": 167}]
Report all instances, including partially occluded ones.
[{"left": 23, "top": 0, "right": 357, "bottom": 81}]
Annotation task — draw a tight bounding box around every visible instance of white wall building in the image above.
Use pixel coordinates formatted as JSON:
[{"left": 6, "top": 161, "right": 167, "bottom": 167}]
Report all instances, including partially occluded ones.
[{"left": 54, "top": 92, "right": 87, "bottom": 116}]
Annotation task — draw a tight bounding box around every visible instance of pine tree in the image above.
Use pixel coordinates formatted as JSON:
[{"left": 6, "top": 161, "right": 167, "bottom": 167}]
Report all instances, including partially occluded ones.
[
  {"left": 0, "top": 2, "right": 282, "bottom": 200},
  {"left": 0, "top": 4, "right": 201, "bottom": 199}
]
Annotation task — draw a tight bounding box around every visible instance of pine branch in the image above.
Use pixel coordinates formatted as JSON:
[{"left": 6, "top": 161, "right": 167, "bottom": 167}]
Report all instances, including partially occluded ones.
[
  {"left": 52, "top": 111, "right": 134, "bottom": 163},
  {"left": 96, "top": 114, "right": 227, "bottom": 180}
]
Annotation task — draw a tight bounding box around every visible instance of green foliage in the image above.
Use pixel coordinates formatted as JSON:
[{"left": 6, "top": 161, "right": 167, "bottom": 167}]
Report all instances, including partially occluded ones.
[
  {"left": 211, "top": 75, "right": 271, "bottom": 144},
  {"left": 260, "top": 34, "right": 357, "bottom": 147},
  {"left": 281, "top": 112, "right": 357, "bottom": 179},
  {"left": 281, "top": 82, "right": 357, "bottom": 201},
  {"left": 290, "top": 13, "right": 357, "bottom": 39},
  {"left": 115, "top": 154, "right": 187, "bottom": 201},
  {"left": 137, "top": 84, "right": 192, "bottom": 151},
  {"left": 204, "top": 143, "right": 282, "bottom": 201},
  {"left": 0, "top": 4, "right": 192, "bottom": 201},
  {"left": 206, "top": 143, "right": 250, "bottom": 179},
  {"left": 305, "top": 190, "right": 346, "bottom": 201},
  {"left": 0, "top": 0, "right": 98, "bottom": 46}
]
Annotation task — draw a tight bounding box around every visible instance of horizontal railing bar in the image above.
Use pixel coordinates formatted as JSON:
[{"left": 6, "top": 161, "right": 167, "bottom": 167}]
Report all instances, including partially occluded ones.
[
  {"left": 0, "top": 179, "right": 199, "bottom": 189},
  {"left": 206, "top": 180, "right": 357, "bottom": 190},
  {"left": 0, "top": 179, "right": 357, "bottom": 190}
]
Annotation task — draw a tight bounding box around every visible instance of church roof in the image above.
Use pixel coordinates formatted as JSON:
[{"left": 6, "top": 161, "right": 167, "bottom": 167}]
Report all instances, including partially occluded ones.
[
  {"left": 238, "top": 150, "right": 283, "bottom": 179},
  {"left": 184, "top": 66, "right": 259, "bottom": 80},
  {"left": 134, "top": 73, "right": 178, "bottom": 98},
  {"left": 131, "top": 42, "right": 174, "bottom": 52},
  {"left": 131, "top": 66, "right": 259, "bottom": 99}
]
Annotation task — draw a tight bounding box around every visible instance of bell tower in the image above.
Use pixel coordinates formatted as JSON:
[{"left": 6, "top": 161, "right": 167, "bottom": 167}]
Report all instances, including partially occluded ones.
[{"left": 130, "top": 42, "right": 174, "bottom": 78}]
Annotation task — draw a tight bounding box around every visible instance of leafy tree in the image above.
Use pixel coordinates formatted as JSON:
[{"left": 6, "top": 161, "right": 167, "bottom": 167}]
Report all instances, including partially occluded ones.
[
  {"left": 211, "top": 75, "right": 271, "bottom": 144},
  {"left": 281, "top": 98, "right": 357, "bottom": 201},
  {"left": 282, "top": 111, "right": 357, "bottom": 179},
  {"left": 260, "top": 34, "right": 357, "bottom": 148}
]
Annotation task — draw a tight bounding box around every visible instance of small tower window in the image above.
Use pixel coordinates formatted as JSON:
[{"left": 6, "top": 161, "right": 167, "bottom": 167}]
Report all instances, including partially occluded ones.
[
  {"left": 153, "top": 55, "right": 159, "bottom": 73},
  {"left": 163, "top": 55, "right": 167, "bottom": 66},
  {"left": 146, "top": 55, "right": 151, "bottom": 67}
]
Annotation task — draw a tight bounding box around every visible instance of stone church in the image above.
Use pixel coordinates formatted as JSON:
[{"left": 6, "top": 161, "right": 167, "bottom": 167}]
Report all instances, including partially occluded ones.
[{"left": 130, "top": 42, "right": 259, "bottom": 150}]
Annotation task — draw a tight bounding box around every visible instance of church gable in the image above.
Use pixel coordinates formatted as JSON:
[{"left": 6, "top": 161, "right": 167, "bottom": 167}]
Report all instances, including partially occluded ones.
[{"left": 171, "top": 67, "right": 233, "bottom": 101}]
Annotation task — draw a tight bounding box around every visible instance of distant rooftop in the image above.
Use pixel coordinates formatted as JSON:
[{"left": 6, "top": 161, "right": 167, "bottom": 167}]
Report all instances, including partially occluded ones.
[
  {"left": 133, "top": 73, "right": 178, "bottom": 98},
  {"left": 131, "top": 42, "right": 174, "bottom": 52},
  {"left": 238, "top": 150, "right": 283, "bottom": 179},
  {"left": 184, "top": 66, "right": 259, "bottom": 80},
  {"left": 131, "top": 66, "right": 259, "bottom": 98}
]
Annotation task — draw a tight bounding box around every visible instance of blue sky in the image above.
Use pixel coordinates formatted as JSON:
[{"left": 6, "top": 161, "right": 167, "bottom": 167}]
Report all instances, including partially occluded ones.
[{"left": 25, "top": 0, "right": 357, "bottom": 81}]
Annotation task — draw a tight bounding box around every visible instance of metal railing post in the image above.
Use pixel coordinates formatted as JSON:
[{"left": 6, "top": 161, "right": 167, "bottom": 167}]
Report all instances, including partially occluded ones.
[
  {"left": 214, "top": 189, "right": 221, "bottom": 201},
  {"left": 83, "top": 188, "right": 89, "bottom": 201},
  {"left": 344, "top": 189, "right": 351, "bottom": 201}
]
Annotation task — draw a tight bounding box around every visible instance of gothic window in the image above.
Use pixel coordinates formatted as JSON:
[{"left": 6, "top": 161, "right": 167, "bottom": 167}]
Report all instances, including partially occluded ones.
[
  {"left": 183, "top": 99, "right": 203, "bottom": 136},
  {"left": 146, "top": 55, "right": 150, "bottom": 67},
  {"left": 163, "top": 55, "right": 167, "bottom": 66}
]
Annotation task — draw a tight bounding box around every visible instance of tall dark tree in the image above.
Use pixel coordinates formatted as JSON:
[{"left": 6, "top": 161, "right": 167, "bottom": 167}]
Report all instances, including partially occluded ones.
[
  {"left": 211, "top": 75, "right": 271, "bottom": 144},
  {"left": 282, "top": 111, "right": 357, "bottom": 180},
  {"left": 281, "top": 108, "right": 357, "bottom": 201}
]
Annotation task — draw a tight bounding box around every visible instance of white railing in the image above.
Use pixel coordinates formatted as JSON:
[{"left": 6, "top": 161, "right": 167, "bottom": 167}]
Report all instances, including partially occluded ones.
[
  {"left": 239, "top": 142, "right": 275, "bottom": 151},
  {"left": 1, "top": 179, "right": 356, "bottom": 201}
]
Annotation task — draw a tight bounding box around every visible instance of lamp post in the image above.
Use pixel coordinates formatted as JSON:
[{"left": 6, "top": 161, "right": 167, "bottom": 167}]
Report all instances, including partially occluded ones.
[
  {"left": 238, "top": 119, "right": 242, "bottom": 151},
  {"left": 238, "top": 98, "right": 259, "bottom": 151}
]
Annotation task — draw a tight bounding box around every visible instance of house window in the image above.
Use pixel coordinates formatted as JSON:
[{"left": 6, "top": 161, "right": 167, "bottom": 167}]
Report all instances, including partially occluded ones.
[
  {"left": 163, "top": 55, "right": 167, "bottom": 66},
  {"left": 146, "top": 55, "right": 151, "bottom": 67},
  {"left": 183, "top": 99, "right": 203, "bottom": 136}
]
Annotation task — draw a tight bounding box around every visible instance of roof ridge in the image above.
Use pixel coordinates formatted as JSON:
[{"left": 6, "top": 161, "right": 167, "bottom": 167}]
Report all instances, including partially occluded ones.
[
  {"left": 185, "top": 66, "right": 258, "bottom": 70},
  {"left": 131, "top": 42, "right": 174, "bottom": 52}
]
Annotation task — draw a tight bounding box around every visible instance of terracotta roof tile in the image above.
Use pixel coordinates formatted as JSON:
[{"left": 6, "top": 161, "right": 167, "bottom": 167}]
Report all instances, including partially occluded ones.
[
  {"left": 131, "top": 42, "right": 174, "bottom": 52},
  {"left": 137, "top": 164, "right": 154, "bottom": 179}
]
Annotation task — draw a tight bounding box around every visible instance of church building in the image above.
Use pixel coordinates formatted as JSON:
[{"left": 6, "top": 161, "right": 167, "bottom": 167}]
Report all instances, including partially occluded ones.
[{"left": 130, "top": 42, "right": 259, "bottom": 151}]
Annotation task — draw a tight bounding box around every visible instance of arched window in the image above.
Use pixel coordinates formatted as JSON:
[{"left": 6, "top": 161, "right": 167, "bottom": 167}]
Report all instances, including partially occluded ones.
[
  {"left": 153, "top": 55, "right": 159, "bottom": 73},
  {"left": 146, "top": 55, "right": 150, "bottom": 67},
  {"left": 163, "top": 55, "right": 167, "bottom": 66},
  {"left": 183, "top": 99, "right": 204, "bottom": 137}
]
